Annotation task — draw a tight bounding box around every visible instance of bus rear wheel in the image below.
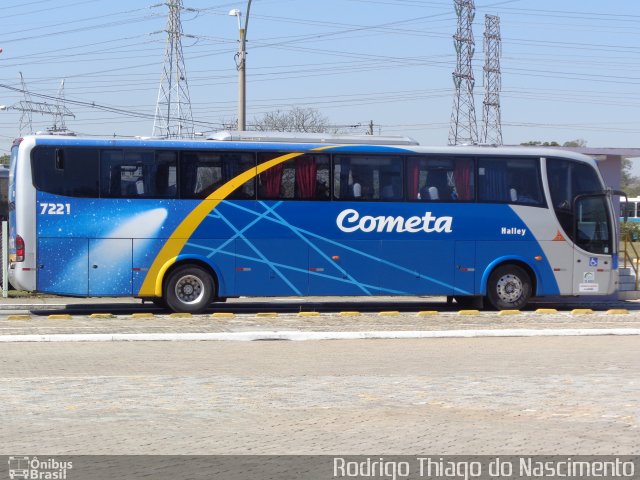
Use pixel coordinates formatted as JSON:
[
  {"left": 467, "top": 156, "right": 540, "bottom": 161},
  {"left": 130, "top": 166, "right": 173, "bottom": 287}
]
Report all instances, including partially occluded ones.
[
  {"left": 164, "top": 265, "right": 214, "bottom": 313},
  {"left": 486, "top": 264, "right": 532, "bottom": 310}
]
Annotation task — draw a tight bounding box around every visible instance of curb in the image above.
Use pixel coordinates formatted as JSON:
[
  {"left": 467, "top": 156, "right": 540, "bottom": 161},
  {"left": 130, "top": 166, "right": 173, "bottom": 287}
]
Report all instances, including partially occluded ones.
[{"left": 1, "top": 328, "right": 639, "bottom": 343}]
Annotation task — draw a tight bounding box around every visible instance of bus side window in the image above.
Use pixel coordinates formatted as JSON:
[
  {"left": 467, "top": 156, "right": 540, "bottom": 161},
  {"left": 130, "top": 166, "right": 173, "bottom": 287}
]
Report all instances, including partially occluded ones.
[
  {"left": 125, "top": 152, "right": 154, "bottom": 197},
  {"left": 180, "top": 151, "right": 255, "bottom": 199},
  {"left": 101, "top": 153, "right": 146, "bottom": 198},
  {"left": 621, "top": 200, "right": 639, "bottom": 220},
  {"left": 295, "top": 154, "right": 330, "bottom": 200},
  {"left": 257, "top": 153, "right": 330, "bottom": 201},
  {"left": 407, "top": 156, "right": 473, "bottom": 202},
  {"left": 478, "top": 159, "right": 509, "bottom": 202},
  {"left": 100, "top": 150, "right": 175, "bottom": 199},
  {"left": 478, "top": 158, "right": 544, "bottom": 206},
  {"left": 100, "top": 150, "right": 124, "bottom": 198},
  {"left": 333, "top": 155, "right": 403, "bottom": 201},
  {"left": 257, "top": 153, "right": 287, "bottom": 199},
  {"left": 155, "top": 151, "right": 177, "bottom": 198},
  {"left": 31, "top": 147, "right": 99, "bottom": 197},
  {"left": 223, "top": 153, "right": 256, "bottom": 199}
]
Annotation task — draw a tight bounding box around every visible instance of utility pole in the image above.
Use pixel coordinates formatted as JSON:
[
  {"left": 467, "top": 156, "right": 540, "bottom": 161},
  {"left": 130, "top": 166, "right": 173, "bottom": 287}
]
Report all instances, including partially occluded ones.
[
  {"left": 229, "top": 0, "right": 253, "bottom": 131},
  {"left": 152, "top": 0, "right": 194, "bottom": 139},
  {"left": 448, "top": 0, "right": 478, "bottom": 146},
  {"left": 481, "top": 14, "right": 503, "bottom": 145}
]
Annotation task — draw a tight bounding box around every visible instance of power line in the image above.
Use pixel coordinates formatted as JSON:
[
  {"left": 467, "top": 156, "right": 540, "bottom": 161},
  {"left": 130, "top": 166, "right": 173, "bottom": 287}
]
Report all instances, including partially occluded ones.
[{"left": 1, "top": 0, "right": 103, "bottom": 20}]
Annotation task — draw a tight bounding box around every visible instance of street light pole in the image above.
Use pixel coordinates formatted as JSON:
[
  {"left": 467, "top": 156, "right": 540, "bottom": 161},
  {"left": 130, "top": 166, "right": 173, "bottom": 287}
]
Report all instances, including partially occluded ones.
[{"left": 230, "top": 0, "right": 252, "bottom": 131}]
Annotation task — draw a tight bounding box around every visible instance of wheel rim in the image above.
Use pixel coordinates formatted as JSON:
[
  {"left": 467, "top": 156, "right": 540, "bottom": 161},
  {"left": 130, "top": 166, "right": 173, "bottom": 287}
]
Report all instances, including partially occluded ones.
[
  {"left": 495, "top": 273, "right": 523, "bottom": 304},
  {"left": 174, "top": 274, "right": 205, "bottom": 305}
]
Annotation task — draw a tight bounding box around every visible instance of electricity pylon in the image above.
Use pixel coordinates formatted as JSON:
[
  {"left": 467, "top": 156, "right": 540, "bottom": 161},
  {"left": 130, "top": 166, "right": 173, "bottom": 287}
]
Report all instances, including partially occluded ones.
[
  {"left": 51, "top": 79, "right": 70, "bottom": 133},
  {"left": 152, "top": 0, "right": 194, "bottom": 139},
  {"left": 448, "top": 0, "right": 478, "bottom": 146},
  {"left": 18, "top": 73, "right": 33, "bottom": 134},
  {"left": 481, "top": 14, "right": 503, "bottom": 145},
  {"left": 6, "top": 74, "right": 75, "bottom": 135}
]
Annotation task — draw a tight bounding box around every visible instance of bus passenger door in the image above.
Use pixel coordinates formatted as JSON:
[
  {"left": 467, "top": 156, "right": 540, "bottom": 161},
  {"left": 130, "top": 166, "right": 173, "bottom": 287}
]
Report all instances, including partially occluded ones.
[
  {"left": 37, "top": 237, "right": 89, "bottom": 295},
  {"left": 89, "top": 238, "right": 133, "bottom": 295},
  {"left": 572, "top": 195, "right": 614, "bottom": 295},
  {"left": 573, "top": 250, "right": 613, "bottom": 296}
]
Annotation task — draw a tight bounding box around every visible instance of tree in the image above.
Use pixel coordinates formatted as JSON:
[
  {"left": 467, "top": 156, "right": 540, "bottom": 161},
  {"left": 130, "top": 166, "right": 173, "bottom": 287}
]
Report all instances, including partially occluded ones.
[
  {"left": 0, "top": 154, "right": 8, "bottom": 165},
  {"left": 520, "top": 138, "right": 587, "bottom": 148},
  {"left": 621, "top": 157, "right": 640, "bottom": 196},
  {"left": 562, "top": 138, "right": 587, "bottom": 147},
  {"left": 252, "top": 107, "right": 333, "bottom": 133},
  {"left": 520, "top": 140, "right": 560, "bottom": 146}
]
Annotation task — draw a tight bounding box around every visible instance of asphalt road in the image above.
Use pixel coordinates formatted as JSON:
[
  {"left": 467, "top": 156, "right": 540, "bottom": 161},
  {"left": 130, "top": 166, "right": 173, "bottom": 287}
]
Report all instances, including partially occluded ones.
[{"left": 1, "top": 336, "right": 638, "bottom": 455}]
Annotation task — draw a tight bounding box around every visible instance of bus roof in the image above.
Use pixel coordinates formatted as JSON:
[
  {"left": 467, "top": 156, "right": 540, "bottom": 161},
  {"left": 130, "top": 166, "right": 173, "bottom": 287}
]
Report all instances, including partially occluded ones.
[
  {"left": 17, "top": 133, "right": 599, "bottom": 165},
  {"left": 206, "top": 130, "right": 420, "bottom": 145}
]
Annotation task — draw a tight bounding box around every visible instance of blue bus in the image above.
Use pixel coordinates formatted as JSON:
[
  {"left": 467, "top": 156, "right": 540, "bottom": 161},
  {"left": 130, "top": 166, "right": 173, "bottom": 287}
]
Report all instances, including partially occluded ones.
[
  {"left": 8, "top": 132, "right": 620, "bottom": 312},
  {"left": 620, "top": 196, "right": 640, "bottom": 223}
]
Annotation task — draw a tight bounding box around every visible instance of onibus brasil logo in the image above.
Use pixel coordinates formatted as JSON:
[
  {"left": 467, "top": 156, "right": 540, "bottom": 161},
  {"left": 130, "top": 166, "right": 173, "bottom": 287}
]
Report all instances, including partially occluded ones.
[{"left": 8, "top": 457, "right": 73, "bottom": 480}]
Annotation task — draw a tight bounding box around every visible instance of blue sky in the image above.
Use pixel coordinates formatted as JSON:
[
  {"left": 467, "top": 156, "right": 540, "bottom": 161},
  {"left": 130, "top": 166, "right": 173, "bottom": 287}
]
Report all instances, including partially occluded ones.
[{"left": 1, "top": 0, "right": 640, "bottom": 156}]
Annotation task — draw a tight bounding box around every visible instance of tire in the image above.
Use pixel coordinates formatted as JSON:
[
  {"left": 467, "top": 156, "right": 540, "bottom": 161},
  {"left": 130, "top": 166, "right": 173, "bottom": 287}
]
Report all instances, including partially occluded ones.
[
  {"left": 164, "top": 265, "right": 215, "bottom": 313},
  {"left": 486, "top": 264, "right": 532, "bottom": 310}
]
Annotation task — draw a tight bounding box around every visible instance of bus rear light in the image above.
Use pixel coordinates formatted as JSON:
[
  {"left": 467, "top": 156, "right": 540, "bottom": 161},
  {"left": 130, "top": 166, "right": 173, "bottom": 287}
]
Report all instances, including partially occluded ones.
[{"left": 16, "top": 235, "right": 25, "bottom": 262}]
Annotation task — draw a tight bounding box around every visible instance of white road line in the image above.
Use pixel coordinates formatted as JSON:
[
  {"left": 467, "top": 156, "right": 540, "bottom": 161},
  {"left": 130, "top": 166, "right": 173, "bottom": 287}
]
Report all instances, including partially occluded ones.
[{"left": 0, "top": 328, "right": 639, "bottom": 342}]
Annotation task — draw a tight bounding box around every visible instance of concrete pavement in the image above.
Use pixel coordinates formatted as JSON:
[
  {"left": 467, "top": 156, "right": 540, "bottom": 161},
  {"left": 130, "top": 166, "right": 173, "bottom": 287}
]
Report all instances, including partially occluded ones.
[
  {"left": 1, "top": 305, "right": 640, "bottom": 337},
  {"left": 1, "top": 295, "right": 638, "bottom": 456},
  {"left": 1, "top": 336, "right": 638, "bottom": 454}
]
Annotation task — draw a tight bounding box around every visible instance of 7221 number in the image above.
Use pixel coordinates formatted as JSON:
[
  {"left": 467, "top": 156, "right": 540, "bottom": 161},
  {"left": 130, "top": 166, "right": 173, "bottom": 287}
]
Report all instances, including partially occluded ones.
[{"left": 40, "top": 203, "right": 71, "bottom": 215}]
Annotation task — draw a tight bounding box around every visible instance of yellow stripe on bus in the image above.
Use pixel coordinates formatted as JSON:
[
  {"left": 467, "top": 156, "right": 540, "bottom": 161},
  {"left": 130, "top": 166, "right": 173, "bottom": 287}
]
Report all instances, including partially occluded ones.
[{"left": 138, "top": 151, "right": 307, "bottom": 297}]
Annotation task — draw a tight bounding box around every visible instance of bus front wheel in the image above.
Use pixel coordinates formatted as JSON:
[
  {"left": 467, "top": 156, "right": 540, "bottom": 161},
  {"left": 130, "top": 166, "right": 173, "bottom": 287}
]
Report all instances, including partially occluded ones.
[
  {"left": 165, "top": 265, "right": 214, "bottom": 313},
  {"left": 486, "top": 264, "right": 532, "bottom": 310}
]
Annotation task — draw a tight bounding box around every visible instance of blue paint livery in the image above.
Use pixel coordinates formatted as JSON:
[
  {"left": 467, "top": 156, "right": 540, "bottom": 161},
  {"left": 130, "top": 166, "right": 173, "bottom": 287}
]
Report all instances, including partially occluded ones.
[{"left": 35, "top": 190, "right": 560, "bottom": 298}]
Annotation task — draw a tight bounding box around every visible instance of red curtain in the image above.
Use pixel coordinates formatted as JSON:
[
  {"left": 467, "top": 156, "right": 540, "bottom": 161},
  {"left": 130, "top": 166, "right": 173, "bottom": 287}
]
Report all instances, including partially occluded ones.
[
  {"left": 454, "top": 159, "right": 472, "bottom": 200},
  {"left": 261, "top": 163, "right": 284, "bottom": 199},
  {"left": 407, "top": 158, "right": 420, "bottom": 200},
  {"left": 295, "top": 156, "right": 317, "bottom": 199}
]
